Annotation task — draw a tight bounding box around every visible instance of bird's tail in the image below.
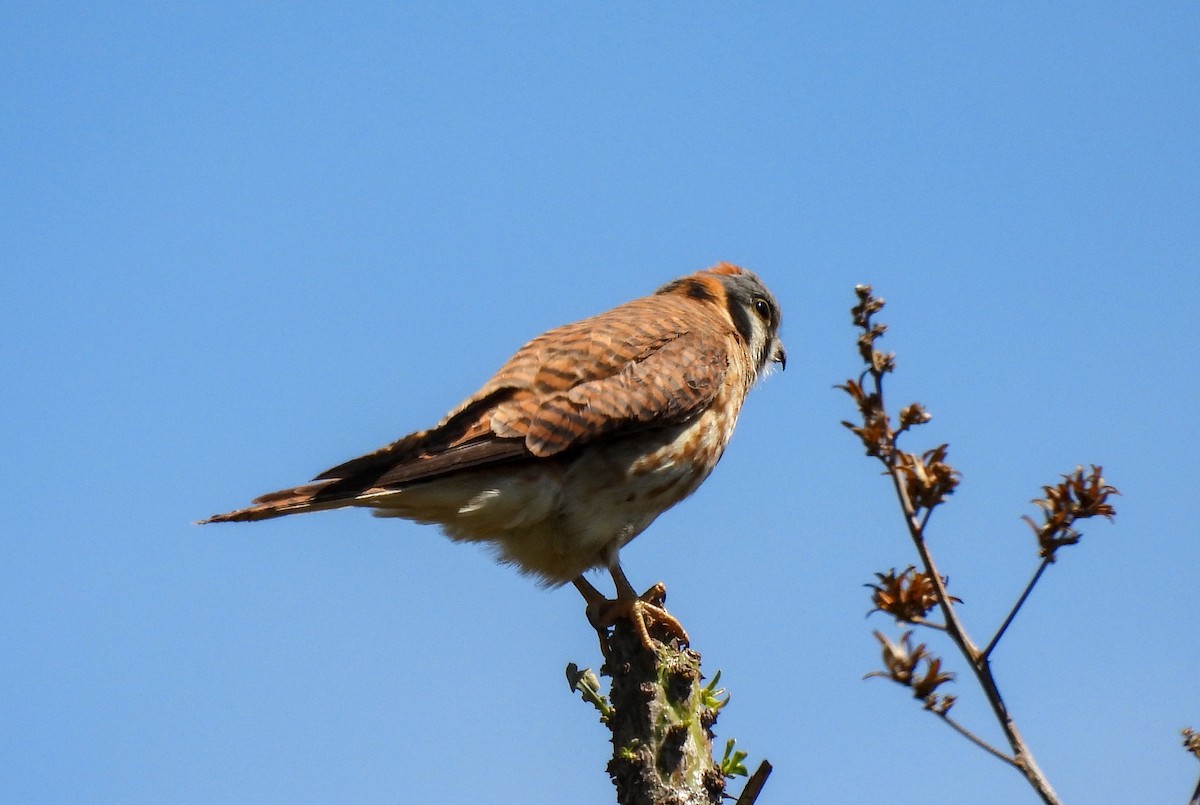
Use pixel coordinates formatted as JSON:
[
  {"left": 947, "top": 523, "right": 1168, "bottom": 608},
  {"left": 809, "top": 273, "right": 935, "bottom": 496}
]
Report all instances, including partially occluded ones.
[{"left": 197, "top": 479, "right": 348, "bottom": 524}]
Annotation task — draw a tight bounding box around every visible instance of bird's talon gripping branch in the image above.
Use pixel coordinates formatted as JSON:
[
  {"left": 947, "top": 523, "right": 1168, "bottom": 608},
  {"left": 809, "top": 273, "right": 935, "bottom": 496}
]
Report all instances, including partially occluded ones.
[
  {"left": 640, "top": 581, "right": 668, "bottom": 608},
  {"left": 576, "top": 576, "right": 689, "bottom": 652},
  {"left": 635, "top": 592, "right": 690, "bottom": 649}
]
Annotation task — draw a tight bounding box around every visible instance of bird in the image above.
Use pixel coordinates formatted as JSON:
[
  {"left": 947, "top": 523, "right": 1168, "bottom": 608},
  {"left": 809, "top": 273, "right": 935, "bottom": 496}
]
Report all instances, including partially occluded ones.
[{"left": 200, "top": 262, "right": 785, "bottom": 650}]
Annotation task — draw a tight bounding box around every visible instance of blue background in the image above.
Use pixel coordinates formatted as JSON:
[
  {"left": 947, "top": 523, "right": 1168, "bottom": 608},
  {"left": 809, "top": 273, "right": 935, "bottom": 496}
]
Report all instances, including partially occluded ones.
[{"left": 4, "top": 4, "right": 1197, "bottom": 803}]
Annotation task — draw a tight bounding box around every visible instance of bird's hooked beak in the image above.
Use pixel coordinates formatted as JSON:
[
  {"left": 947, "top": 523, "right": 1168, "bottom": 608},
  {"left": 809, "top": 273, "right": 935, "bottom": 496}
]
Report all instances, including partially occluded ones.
[{"left": 773, "top": 341, "right": 787, "bottom": 371}]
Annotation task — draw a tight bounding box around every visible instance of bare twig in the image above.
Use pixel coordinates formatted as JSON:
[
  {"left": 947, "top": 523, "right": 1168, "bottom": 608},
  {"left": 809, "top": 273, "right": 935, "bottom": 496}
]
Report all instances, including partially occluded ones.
[
  {"left": 982, "top": 558, "right": 1052, "bottom": 662},
  {"left": 909, "top": 616, "right": 948, "bottom": 631},
  {"left": 734, "top": 760, "right": 773, "bottom": 805},
  {"left": 843, "top": 284, "right": 1124, "bottom": 805},
  {"left": 937, "top": 712, "right": 1018, "bottom": 768},
  {"left": 889, "top": 474, "right": 979, "bottom": 661},
  {"left": 883, "top": 438, "right": 1062, "bottom": 804}
]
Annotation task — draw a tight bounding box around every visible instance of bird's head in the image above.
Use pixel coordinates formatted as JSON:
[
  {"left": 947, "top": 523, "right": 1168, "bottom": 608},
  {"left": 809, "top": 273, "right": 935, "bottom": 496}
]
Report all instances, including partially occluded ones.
[{"left": 658, "top": 263, "right": 786, "bottom": 378}]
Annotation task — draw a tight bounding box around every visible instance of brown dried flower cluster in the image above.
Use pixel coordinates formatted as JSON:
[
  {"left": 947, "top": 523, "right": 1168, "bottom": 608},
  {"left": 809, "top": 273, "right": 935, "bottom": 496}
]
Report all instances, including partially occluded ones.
[
  {"left": 898, "top": 402, "right": 932, "bottom": 431},
  {"left": 840, "top": 288, "right": 955, "bottom": 519},
  {"left": 839, "top": 378, "right": 892, "bottom": 458},
  {"left": 1184, "top": 727, "right": 1200, "bottom": 761},
  {"left": 839, "top": 285, "right": 902, "bottom": 459},
  {"left": 867, "top": 566, "right": 960, "bottom": 623},
  {"left": 866, "top": 630, "right": 956, "bottom": 714},
  {"left": 1021, "top": 465, "right": 1119, "bottom": 560},
  {"left": 851, "top": 284, "right": 890, "bottom": 367},
  {"left": 894, "top": 445, "right": 960, "bottom": 513}
]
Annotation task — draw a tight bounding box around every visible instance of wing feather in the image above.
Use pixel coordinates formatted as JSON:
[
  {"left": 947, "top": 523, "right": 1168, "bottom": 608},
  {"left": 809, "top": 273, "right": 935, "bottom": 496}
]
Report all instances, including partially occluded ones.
[{"left": 522, "top": 332, "right": 726, "bottom": 456}]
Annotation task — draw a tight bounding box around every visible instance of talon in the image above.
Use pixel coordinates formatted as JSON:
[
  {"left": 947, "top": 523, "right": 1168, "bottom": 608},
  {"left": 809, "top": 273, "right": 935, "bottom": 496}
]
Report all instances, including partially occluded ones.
[
  {"left": 628, "top": 592, "right": 690, "bottom": 650},
  {"left": 639, "top": 581, "right": 668, "bottom": 609},
  {"left": 572, "top": 576, "right": 689, "bottom": 652}
]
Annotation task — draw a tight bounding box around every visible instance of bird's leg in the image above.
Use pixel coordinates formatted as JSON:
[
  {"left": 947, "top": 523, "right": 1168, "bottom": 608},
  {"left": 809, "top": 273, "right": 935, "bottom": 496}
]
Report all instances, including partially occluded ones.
[
  {"left": 573, "top": 576, "right": 614, "bottom": 655},
  {"left": 572, "top": 566, "right": 690, "bottom": 652}
]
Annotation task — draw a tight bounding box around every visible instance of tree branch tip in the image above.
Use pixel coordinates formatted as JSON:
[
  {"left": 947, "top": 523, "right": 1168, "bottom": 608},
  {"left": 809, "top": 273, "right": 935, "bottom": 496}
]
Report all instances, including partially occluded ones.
[{"left": 733, "top": 760, "right": 773, "bottom": 805}]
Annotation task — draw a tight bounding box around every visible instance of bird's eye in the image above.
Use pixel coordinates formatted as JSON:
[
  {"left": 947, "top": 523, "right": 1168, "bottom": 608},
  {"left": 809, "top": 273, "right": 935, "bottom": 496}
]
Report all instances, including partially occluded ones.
[{"left": 752, "top": 297, "right": 771, "bottom": 320}]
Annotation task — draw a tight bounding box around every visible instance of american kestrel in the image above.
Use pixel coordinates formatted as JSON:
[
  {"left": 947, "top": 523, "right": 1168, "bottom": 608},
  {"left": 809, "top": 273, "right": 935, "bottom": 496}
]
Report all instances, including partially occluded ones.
[{"left": 201, "top": 263, "right": 785, "bottom": 649}]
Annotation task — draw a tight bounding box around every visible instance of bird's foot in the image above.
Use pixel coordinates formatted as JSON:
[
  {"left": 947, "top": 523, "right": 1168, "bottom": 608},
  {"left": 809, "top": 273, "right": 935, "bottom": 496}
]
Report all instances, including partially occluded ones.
[{"left": 583, "top": 582, "right": 690, "bottom": 652}]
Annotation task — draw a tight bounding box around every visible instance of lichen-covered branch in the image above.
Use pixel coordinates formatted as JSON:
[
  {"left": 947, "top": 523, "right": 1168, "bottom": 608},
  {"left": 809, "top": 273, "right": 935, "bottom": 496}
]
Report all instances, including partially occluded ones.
[{"left": 568, "top": 601, "right": 769, "bottom": 805}]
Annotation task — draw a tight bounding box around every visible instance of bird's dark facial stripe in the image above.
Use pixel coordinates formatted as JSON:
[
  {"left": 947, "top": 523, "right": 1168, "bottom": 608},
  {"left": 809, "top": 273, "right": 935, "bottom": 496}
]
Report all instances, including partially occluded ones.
[
  {"left": 725, "top": 289, "right": 756, "bottom": 349},
  {"left": 712, "top": 271, "right": 784, "bottom": 373}
]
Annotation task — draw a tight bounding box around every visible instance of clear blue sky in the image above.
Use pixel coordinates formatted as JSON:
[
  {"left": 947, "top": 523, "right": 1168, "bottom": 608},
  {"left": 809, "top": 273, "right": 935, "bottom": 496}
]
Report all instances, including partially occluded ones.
[{"left": 3, "top": 4, "right": 1197, "bottom": 803}]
